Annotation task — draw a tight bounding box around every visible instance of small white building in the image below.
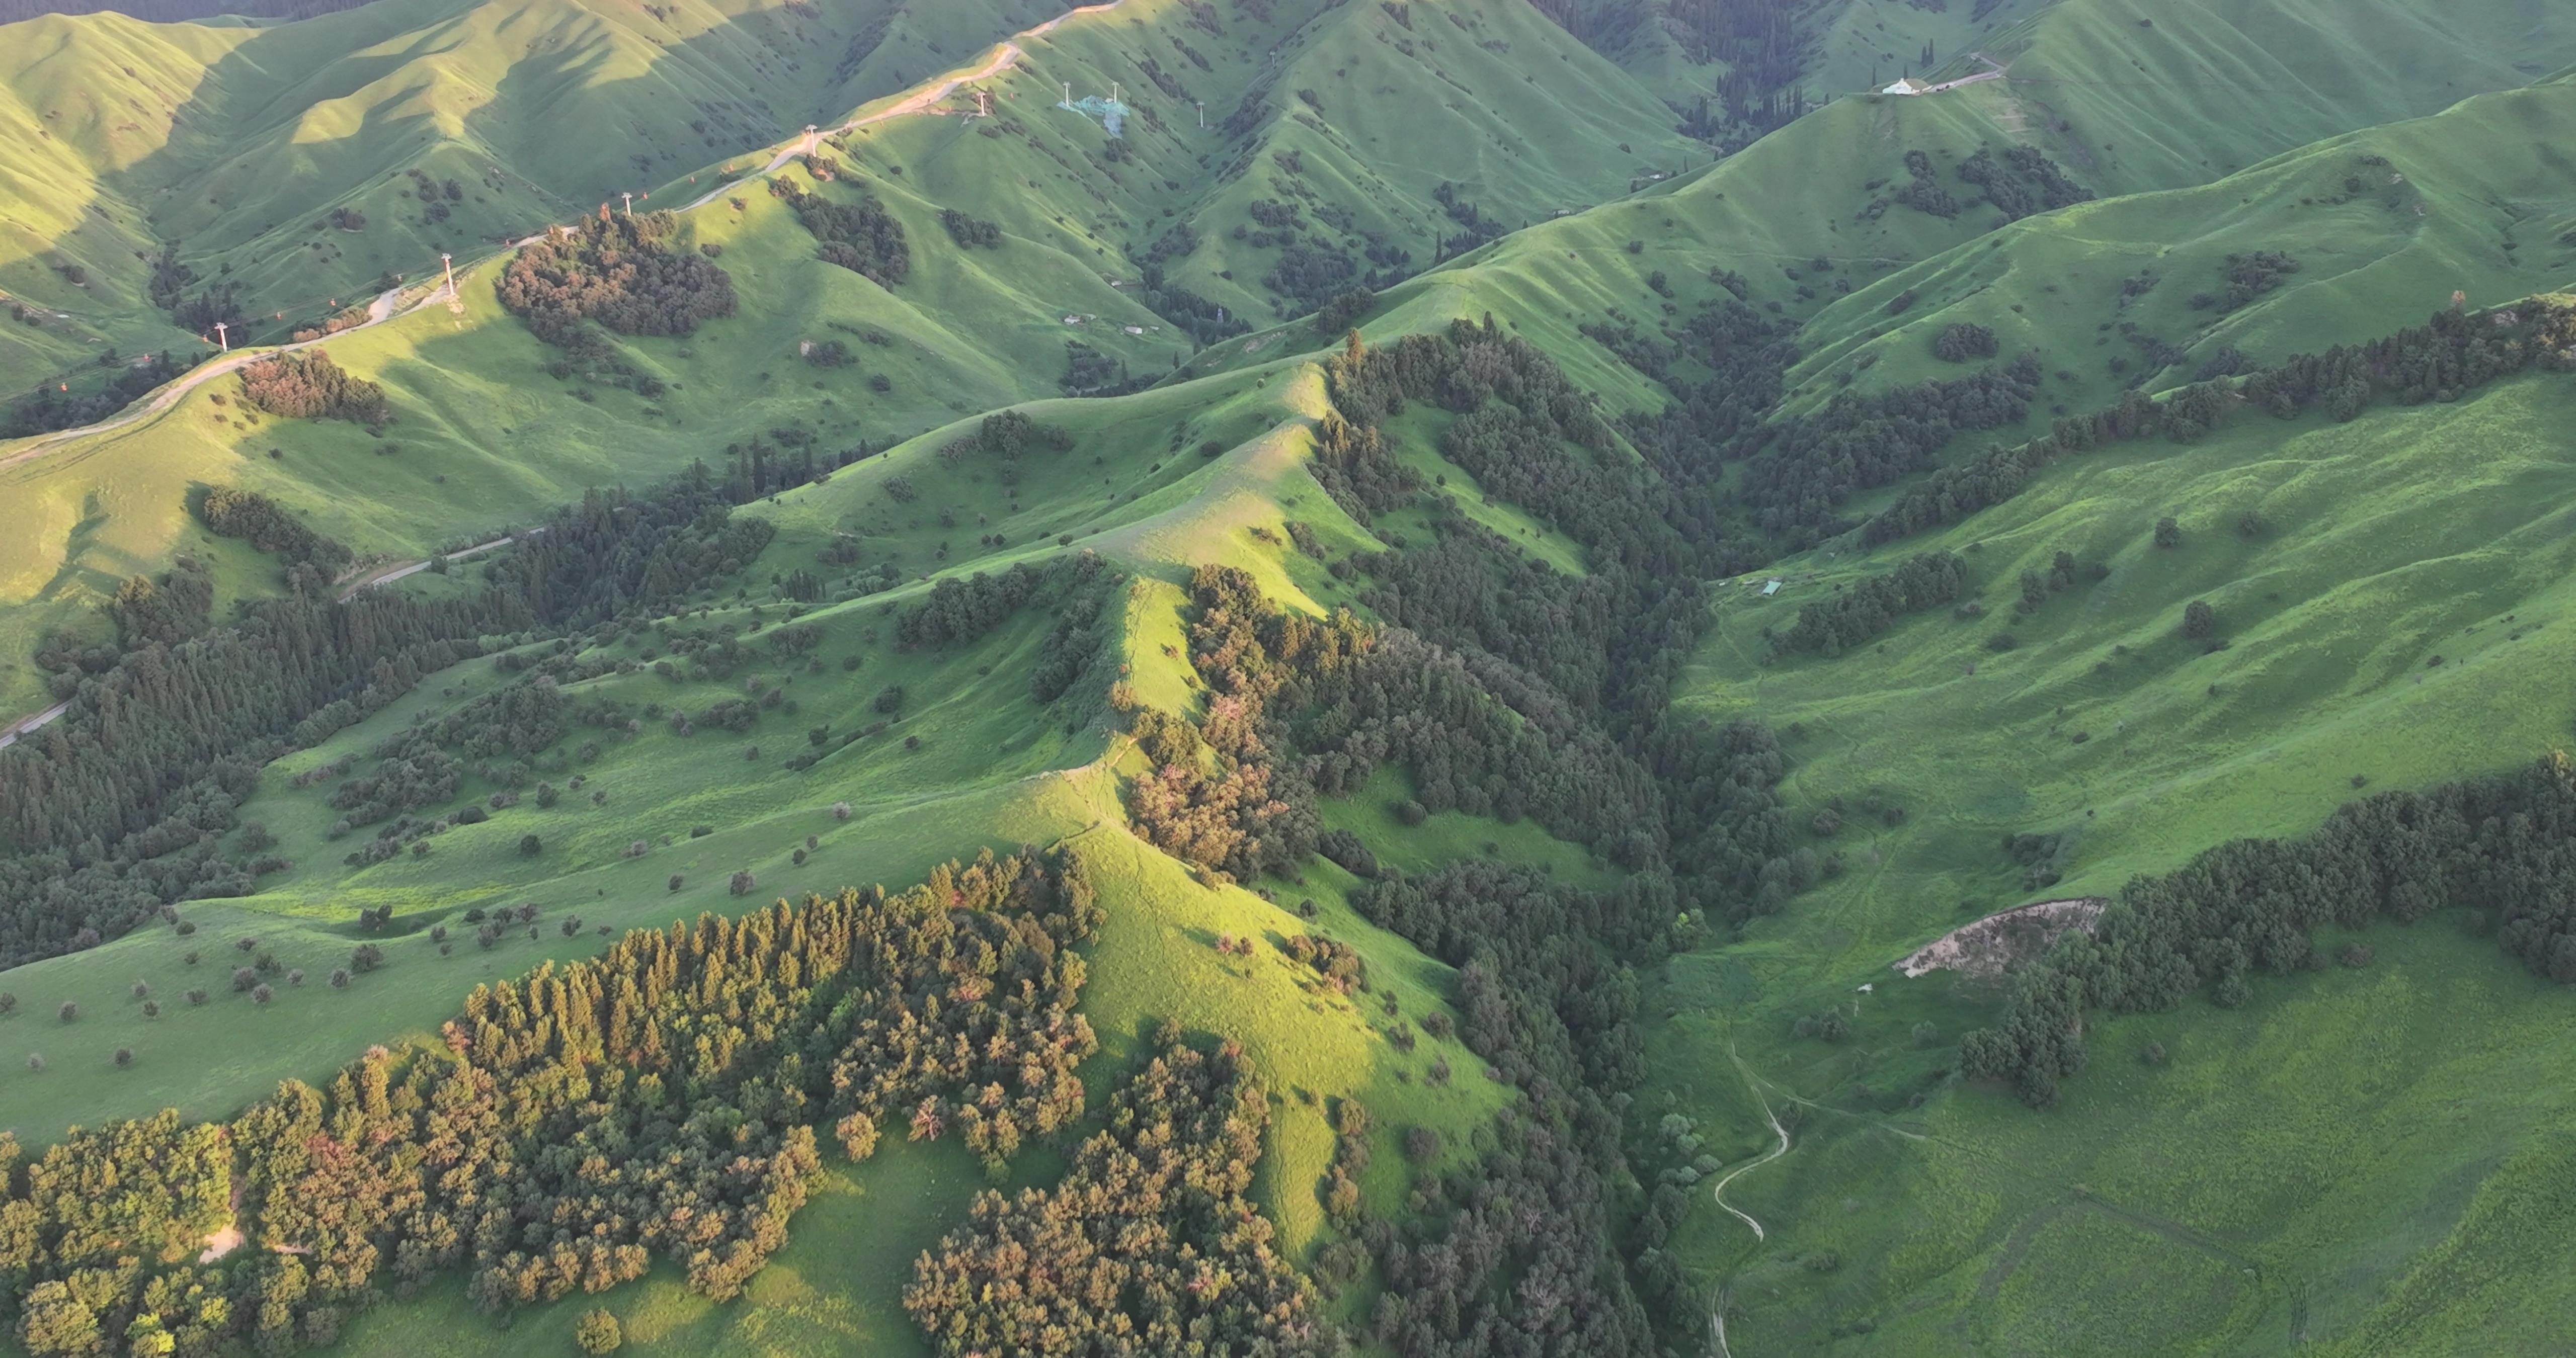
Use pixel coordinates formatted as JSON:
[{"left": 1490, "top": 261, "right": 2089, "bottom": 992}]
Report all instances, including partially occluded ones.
[
  {"left": 1761, "top": 579, "right": 1784, "bottom": 597},
  {"left": 1882, "top": 77, "right": 1931, "bottom": 96}
]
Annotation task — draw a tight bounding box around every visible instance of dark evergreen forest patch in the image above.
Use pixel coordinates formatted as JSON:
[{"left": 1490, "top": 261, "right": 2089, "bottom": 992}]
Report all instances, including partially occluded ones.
[{"left": 496, "top": 209, "right": 737, "bottom": 346}]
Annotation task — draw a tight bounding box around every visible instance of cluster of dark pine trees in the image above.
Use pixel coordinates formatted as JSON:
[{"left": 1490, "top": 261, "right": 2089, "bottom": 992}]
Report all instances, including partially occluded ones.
[
  {"left": 1352, "top": 861, "right": 1668, "bottom": 1353},
  {"left": 1588, "top": 291, "right": 2041, "bottom": 547},
  {"left": 774, "top": 181, "right": 911, "bottom": 289},
  {"left": 1124, "top": 564, "right": 1366, "bottom": 882},
  {"left": 1735, "top": 352, "right": 2042, "bottom": 542},
  {"left": 3, "top": 350, "right": 201, "bottom": 437},
  {"left": 894, "top": 551, "right": 1111, "bottom": 654},
  {"left": 1132, "top": 555, "right": 1770, "bottom": 1353},
  {"left": 495, "top": 208, "right": 738, "bottom": 347},
  {"left": 234, "top": 350, "right": 391, "bottom": 429},
  {"left": 1962, "top": 753, "right": 2576, "bottom": 1106},
  {"left": 198, "top": 487, "right": 355, "bottom": 577},
  {"left": 1319, "top": 326, "right": 1798, "bottom": 915},
  {"left": 1956, "top": 145, "right": 2094, "bottom": 222},
  {"left": 906, "top": 1039, "right": 1331, "bottom": 1356},
  {"left": 1860, "top": 296, "right": 2576, "bottom": 548},
  {"left": 1775, "top": 551, "right": 1969, "bottom": 656},
  {"left": 0, "top": 466, "right": 772, "bottom": 968},
  {"left": 0, "top": 851, "right": 1101, "bottom": 1357}
]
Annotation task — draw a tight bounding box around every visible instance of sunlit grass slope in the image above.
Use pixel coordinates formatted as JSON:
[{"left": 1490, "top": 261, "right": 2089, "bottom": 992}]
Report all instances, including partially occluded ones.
[
  {"left": 0, "top": 350, "right": 1554, "bottom": 1357},
  {"left": 1207, "top": 0, "right": 2576, "bottom": 408},
  {"left": 0, "top": 0, "right": 1058, "bottom": 387},
  {"left": 1794, "top": 74, "right": 2576, "bottom": 416}
]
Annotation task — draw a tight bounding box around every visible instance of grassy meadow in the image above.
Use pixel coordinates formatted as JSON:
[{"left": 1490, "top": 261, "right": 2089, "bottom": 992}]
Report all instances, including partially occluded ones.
[
  {"left": 8, "top": 0, "right": 2576, "bottom": 1354},
  {"left": 1640, "top": 372, "right": 2576, "bottom": 1351}
]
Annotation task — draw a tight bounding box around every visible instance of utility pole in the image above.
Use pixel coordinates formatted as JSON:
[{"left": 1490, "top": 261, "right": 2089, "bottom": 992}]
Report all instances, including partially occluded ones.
[
  {"left": 620, "top": 191, "right": 634, "bottom": 217},
  {"left": 213, "top": 321, "right": 227, "bottom": 353},
  {"left": 440, "top": 252, "right": 455, "bottom": 299},
  {"left": 977, "top": 89, "right": 991, "bottom": 117},
  {"left": 1062, "top": 81, "right": 1072, "bottom": 108},
  {"left": 1196, "top": 100, "right": 1204, "bottom": 129}
]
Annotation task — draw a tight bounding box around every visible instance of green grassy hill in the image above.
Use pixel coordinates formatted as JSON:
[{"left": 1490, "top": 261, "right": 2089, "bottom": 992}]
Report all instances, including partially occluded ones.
[
  {"left": 1639, "top": 364, "right": 2576, "bottom": 1354},
  {"left": 0, "top": 0, "right": 1059, "bottom": 390},
  {"left": 1791, "top": 73, "right": 2576, "bottom": 419},
  {"left": 8, "top": 3, "right": 2576, "bottom": 1356}
]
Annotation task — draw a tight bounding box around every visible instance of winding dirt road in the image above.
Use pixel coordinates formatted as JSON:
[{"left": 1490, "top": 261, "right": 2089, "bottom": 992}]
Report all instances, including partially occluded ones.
[
  {"left": 336, "top": 529, "right": 533, "bottom": 602},
  {"left": 1710, "top": 1044, "right": 1794, "bottom": 1244},
  {"left": 0, "top": 285, "right": 417, "bottom": 474},
  {"left": 0, "top": 700, "right": 69, "bottom": 751},
  {"left": 681, "top": 0, "right": 1125, "bottom": 209}
]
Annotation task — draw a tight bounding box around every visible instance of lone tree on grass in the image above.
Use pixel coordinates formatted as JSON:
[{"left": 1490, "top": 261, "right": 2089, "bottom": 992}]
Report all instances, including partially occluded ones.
[
  {"left": 575, "top": 1309, "right": 623, "bottom": 1354},
  {"left": 2154, "top": 516, "right": 2183, "bottom": 548},
  {"left": 114, "top": 1048, "right": 133, "bottom": 1068},
  {"left": 730, "top": 870, "right": 757, "bottom": 896},
  {"left": 2182, "top": 600, "right": 2217, "bottom": 641},
  {"left": 56, "top": 1001, "right": 76, "bottom": 1023},
  {"left": 520, "top": 833, "right": 544, "bottom": 857},
  {"left": 252, "top": 984, "right": 275, "bottom": 1006}
]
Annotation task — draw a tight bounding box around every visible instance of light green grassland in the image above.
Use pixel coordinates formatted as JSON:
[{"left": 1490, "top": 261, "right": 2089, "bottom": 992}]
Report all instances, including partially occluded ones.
[
  {"left": 0, "top": 0, "right": 1068, "bottom": 389},
  {"left": 0, "top": 376, "right": 1532, "bottom": 1356},
  {"left": 10, "top": 1, "right": 2576, "bottom": 1354},
  {"left": 1793, "top": 75, "right": 2576, "bottom": 421},
  {"left": 0, "top": 0, "right": 1704, "bottom": 718},
  {"left": 1641, "top": 372, "right": 2576, "bottom": 1350}
]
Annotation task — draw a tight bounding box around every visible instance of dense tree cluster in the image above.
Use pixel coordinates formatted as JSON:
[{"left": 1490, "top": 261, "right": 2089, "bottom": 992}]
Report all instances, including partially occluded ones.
[
  {"left": 936, "top": 209, "right": 1002, "bottom": 248},
  {"left": 1775, "top": 552, "right": 1968, "bottom": 655},
  {"left": 1737, "top": 352, "right": 2041, "bottom": 541},
  {"left": 1886, "top": 149, "right": 1959, "bottom": 219},
  {"left": 895, "top": 552, "right": 1111, "bottom": 653},
  {"left": 1536, "top": 0, "right": 1808, "bottom": 145},
  {"left": 235, "top": 350, "right": 390, "bottom": 429},
  {"left": 1124, "top": 564, "right": 1365, "bottom": 881},
  {"left": 1962, "top": 753, "right": 2576, "bottom": 1106},
  {"left": 0, "top": 468, "right": 779, "bottom": 967},
  {"left": 1860, "top": 296, "right": 2576, "bottom": 547},
  {"left": 777, "top": 181, "right": 911, "bottom": 288},
  {"left": 1264, "top": 243, "right": 1363, "bottom": 314},
  {"left": 1058, "top": 342, "right": 1132, "bottom": 396},
  {"left": 3, "top": 350, "right": 200, "bottom": 438},
  {"left": 106, "top": 557, "right": 215, "bottom": 648},
  {"left": 147, "top": 241, "right": 247, "bottom": 336},
  {"left": 1590, "top": 296, "right": 1800, "bottom": 487},
  {"left": 1931, "top": 322, "right": 1999, "bottom": 363},
  {"left": 1955, "top": 144, "right": 2092, "bottom": 221},
  {"left": 906, "top": 1040, "right": 1329, "bottom": 1356},
  {"left": 0, "top": 851, "right": 1102, "bottom": 1356},
  {"left": 495, "top": 208, "right": 737, "bottom": 345},
  {"left": 1126, "top": 545, "right": 1786, "bottom": 1352},
  {"left": 2191, "top": 250, "right": 2300, "bottom": 314},
  {"left": 198, "top": 487, "right": 356, "bottom": 576},
  {"left": 1320, "top": 326, "right": 1797, "bottom": 917},
  {"left": 1346, "top": 860, "right": 1664, "bottom": 1354}
]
